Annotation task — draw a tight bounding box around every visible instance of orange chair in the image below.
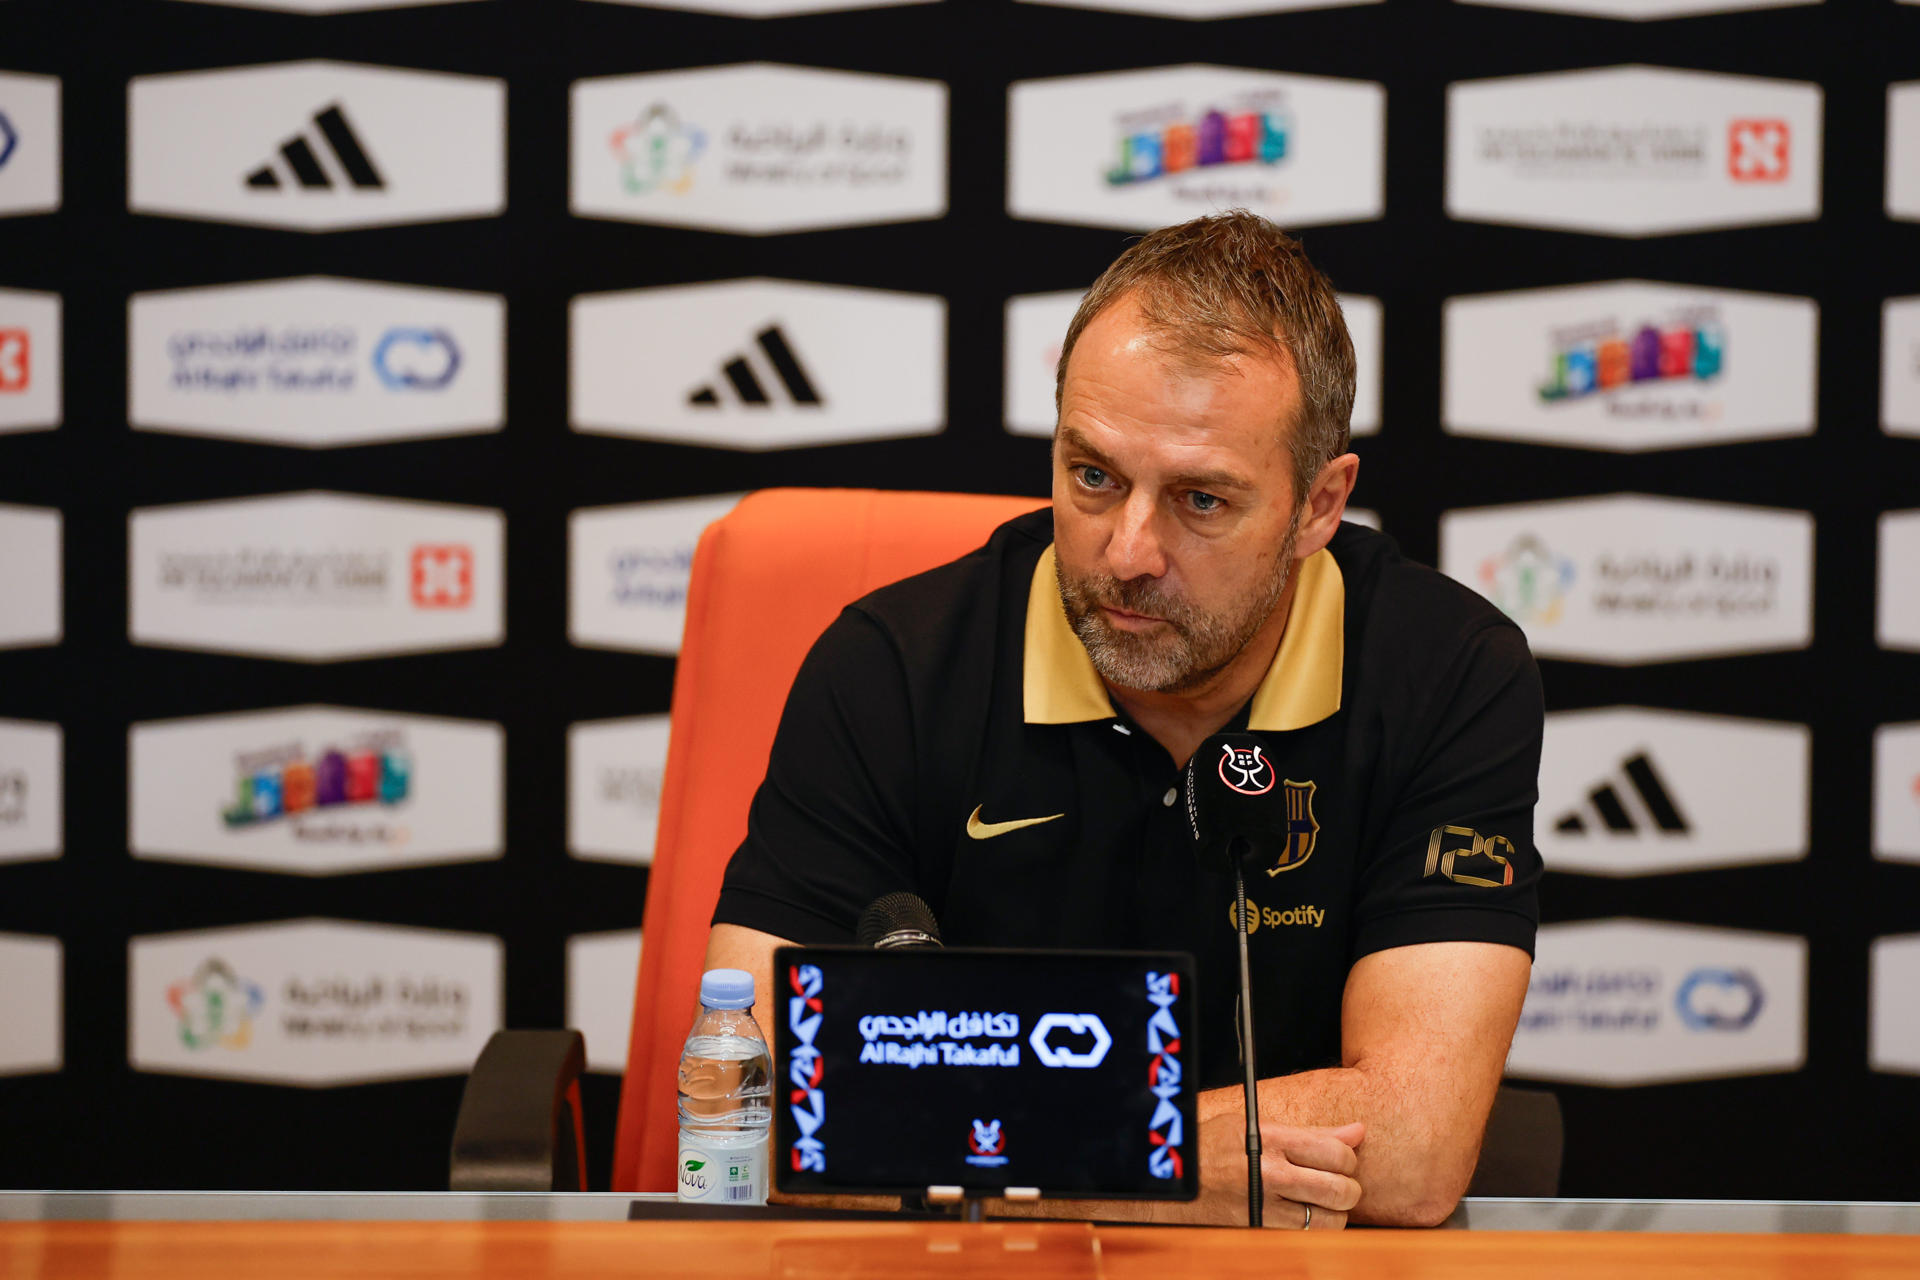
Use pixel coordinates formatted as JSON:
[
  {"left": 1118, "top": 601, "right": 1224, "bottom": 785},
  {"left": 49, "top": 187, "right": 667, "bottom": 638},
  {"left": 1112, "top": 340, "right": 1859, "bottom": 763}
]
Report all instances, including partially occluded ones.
[{"left": 610, "top": 487, "right": 1047, "bottom": 1193}]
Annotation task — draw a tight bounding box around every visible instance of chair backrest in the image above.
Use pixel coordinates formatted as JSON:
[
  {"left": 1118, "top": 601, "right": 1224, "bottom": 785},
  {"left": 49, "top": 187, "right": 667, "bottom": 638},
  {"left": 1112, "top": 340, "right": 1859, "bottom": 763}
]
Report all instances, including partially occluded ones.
[{"left": 609, "top": 487, "right": 1048, "bottom": 1193}]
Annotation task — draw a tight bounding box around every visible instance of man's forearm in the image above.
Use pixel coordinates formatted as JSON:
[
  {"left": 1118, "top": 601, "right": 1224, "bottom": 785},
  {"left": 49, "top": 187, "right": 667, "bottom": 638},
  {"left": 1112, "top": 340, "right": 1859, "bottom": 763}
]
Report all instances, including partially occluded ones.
[{"left": 1201, "top": 1061, "right": 1486, "bottom": 1227}]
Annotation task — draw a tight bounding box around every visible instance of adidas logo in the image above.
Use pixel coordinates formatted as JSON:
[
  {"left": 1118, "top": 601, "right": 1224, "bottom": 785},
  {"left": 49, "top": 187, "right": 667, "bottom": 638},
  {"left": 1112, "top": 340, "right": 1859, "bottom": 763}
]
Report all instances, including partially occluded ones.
[
  {"left": 245, "top": 103, "right": 384, "bottom": 192},
  {"left": 1554, "top": 751, "right": 1690, "bottom": 836},
  {"left": 687, "top": 324, "right": 822, "bottom": 409}
]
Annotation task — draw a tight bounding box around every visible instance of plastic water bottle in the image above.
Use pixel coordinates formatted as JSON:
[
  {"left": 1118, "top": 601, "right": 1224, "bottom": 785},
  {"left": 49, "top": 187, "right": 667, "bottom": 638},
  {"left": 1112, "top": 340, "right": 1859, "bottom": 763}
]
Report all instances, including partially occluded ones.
[{"left": 675, "top": 968, "right": 771, "bottom": 1205}]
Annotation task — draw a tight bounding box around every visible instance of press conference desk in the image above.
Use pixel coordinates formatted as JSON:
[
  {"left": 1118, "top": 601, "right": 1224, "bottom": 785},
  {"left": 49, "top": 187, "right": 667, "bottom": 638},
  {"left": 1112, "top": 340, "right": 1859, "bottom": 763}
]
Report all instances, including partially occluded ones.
[{"left": 5, "top": 1194, "right": 1918, "bottom": 1279}]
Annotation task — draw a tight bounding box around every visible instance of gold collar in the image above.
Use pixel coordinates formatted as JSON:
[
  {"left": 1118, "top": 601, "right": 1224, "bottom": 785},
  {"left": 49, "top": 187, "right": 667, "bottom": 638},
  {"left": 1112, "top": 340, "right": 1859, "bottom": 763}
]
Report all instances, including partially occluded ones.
[{"left": 1022, "top": 544, "right": 1344, "bottom": 731}]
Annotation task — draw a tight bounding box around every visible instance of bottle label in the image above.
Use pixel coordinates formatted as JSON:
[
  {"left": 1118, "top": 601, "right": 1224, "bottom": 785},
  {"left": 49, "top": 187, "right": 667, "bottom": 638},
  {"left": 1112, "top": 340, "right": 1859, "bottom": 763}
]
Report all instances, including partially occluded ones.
[{"left": 676, "top": 1138, "right": 766, "bottom": 1206}]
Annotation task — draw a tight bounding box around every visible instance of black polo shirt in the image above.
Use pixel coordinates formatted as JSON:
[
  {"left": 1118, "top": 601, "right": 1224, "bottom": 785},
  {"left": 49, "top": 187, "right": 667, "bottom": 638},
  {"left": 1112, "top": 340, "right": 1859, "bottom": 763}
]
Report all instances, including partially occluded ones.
[{"left": 714, "top": 508, "right": 1543, "bottom": 1090}]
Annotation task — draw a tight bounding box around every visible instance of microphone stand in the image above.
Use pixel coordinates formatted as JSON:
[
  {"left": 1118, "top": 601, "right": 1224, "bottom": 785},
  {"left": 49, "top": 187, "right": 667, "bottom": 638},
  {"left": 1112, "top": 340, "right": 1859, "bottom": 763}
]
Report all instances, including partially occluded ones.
[{"left": 1232, "top": 853, "right": 1262, "bottom": 1228}]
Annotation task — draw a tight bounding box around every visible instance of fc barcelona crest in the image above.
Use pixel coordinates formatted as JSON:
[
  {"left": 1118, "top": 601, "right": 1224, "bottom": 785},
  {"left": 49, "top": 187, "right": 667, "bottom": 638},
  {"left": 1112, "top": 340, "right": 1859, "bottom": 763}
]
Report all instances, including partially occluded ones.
[{"left": 1266, "top": 780, "right": 1318, "bottom": 877}]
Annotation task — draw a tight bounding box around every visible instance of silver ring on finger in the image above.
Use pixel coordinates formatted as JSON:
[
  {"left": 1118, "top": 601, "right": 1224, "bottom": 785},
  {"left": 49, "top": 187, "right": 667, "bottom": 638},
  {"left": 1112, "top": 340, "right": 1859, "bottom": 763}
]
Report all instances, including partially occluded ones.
[{"left": 1301, "top": 1204, "right": 1312, "bottom": 1231}]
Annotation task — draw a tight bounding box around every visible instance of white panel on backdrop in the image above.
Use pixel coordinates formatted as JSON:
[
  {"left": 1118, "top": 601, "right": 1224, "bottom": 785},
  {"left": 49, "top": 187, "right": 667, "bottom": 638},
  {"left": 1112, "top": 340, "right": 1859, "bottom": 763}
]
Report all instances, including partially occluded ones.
[
  {"left": 571, "top": 65, "right": 947, "bottom": 234},
  {"left": 129, "top": 919, "right": 502, "bottom": 1086},
  {"left": 0, "top": 504, "right": 60, "bottom": 650},
  {"left": 1509, "top": 920, "right": 1805, "bottom": 1086},
  {"left": 0, "top": 719, "right": 60, "bottom": 865},
  {"left": 1873, "top": 724, "right": 1920, "bottom": 865},
  {"left": 1343, "top": 509, "right": 1379, "bottom": 529},
  {"left": 1456, "top": 0, "right": 1817, "bottom": 15},
  {"left": 1009, "top": 65, "right": 1385, "bottom": 232},
  {"left": 129, "top": 278, "right": 504, "bottom": 447},
  {"left": 1447, "top": 66, "right": 1822, "bottom": 236},
  {"left": 570, "top": 494, "right": 742, "bottom": 655},
  {"left": 567, "top": 930, "right": 642, "bottom": 1075},
  {"left": 1871, "top": 935, "right": 1920, "bottom": 1075},
  {"left": 1890, "top": 85, "right": 1920, "bottom": 222},
  {"left": 128, "top": 62, "right": 505, "bottom": 231},
  {"left": 586, "top": 0, "right": 932, "bottom": 12},
  {"left": 1443, "top": 282, "right": 1816, "bottom": 450},
  {"left": 0, "top": 72, "right": 59, "bottom": 217},
  {"left": 569, "top": 716, "right": 671, "bottom": 865},
  {"left": 1881, "top": 512, "right": 1920, "bottom": 652},
  {"left": 1003, "top": 290, "right": 1380, "bottom": 439},
  {"left": 1539, "top": 708, "right": 1807, "bottom": 875},
  {"left": 130, "top": 707, "right": 503, "bottom": 875},
  {"left": 174, "top": 0, "right": 490, "bottom": 10},
  {"left": 572, "top": 281, "right": 944, "bottom": 448},
  {"left": 1440, "top": 495, "right": 1813, "bottom": 664},
  {"left": 0, "top": 934, "right": 61, "bottom": 1076},
  {"left": 129, "top": 492, "right": 504, "bottom": 661},
  {"left": 0, "top": 288, "right": 61, "bottom": 435},
  {"left": 1886, "top": 299, "right": 1920, "bottom": 436},
  {"left": 1016, "top": 0, "right": 1380, "bottom": 13}
]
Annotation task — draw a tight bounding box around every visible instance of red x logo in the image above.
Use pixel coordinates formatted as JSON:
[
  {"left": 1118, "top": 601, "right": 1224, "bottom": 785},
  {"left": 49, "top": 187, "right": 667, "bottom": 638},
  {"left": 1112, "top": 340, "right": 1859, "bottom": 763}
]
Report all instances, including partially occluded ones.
[
  {"left": 411, "top": 544, "right": 473, "bottom": 609},
  {"left": 1728, "top": 119, "right": 1789, "bottom": 183},
  {"left": 0, "top": 329, "right": 28, "bottom": 392}
]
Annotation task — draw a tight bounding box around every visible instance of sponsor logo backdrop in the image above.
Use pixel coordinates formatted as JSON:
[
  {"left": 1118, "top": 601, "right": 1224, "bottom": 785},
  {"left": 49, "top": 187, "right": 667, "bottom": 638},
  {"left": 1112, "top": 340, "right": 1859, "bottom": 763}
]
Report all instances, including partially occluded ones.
[{"left": 1, "top": 0, "right": 1914, "bottom": 1205}]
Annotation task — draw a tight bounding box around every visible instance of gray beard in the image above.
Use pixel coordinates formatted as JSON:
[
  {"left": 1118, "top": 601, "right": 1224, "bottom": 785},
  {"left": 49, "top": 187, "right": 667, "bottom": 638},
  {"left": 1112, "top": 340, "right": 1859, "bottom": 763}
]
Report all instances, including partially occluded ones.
[{"left": 1055, "top": 514, "right": 1301, "bottom": 696}]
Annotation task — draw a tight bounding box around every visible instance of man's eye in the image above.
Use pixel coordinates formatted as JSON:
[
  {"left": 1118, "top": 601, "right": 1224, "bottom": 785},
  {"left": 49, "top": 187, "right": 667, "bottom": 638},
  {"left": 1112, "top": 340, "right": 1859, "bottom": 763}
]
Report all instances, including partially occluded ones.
[
  {"left": 1188, "top": 491, "right": 1224, "bottom": 513},
  {"left": 1078, "top": 466, "right": 1110, "bottom": 489}
]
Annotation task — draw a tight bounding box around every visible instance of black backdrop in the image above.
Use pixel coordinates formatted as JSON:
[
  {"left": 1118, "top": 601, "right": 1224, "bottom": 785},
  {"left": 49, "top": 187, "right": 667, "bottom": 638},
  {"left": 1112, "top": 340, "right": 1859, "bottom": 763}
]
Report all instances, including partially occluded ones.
[{"left": 1, "top": 0, "right": 1916, "bottom": 1199}]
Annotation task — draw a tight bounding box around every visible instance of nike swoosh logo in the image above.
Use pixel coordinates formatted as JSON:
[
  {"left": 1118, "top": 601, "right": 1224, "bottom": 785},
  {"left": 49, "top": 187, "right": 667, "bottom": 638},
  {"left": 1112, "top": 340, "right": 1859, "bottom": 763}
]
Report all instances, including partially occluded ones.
[{"left": 966, "top": 805, "right": 1065, "bottom": 840}]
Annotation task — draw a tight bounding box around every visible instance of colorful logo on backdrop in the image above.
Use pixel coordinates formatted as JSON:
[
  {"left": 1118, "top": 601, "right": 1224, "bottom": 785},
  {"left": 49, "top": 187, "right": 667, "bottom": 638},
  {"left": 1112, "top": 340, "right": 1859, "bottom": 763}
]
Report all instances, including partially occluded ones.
[
  {"left": 222, "top": 732, "right": 411, "bottom": 829},
  {"left": 1538, "top": 311, "right": 1725, "bottom": 405},
  {"left": 610, "top": 104, "right": 706, "bottom": 195},
  {"left": 1674, "top": 967, "right": 1765, "bottom": 1030},
  {"left": 410, "top": 544, "right": 474, "bottom": 609},
  {"left": 1727, "top": 119, "right": 1789, "bottom": 183},
  {"left": 787, "top": 963, "right": 826, "bottom": 1174},
  {"left": 0, "top": 328, "right": 27, "bottom": 392},
  {"left": 371, "top": 327, "right": 460, "bottom": 390},
  {"left": 1107, "top": 95, "right": 1289, "bottom": 187},
  {"left": 167, "top": 958, "right": 266, "bottom": 1050},
  {"left": 1479, "top": 534, "right": 1576, "bottom": 625},
  {"left": 965, "top": 1118, "right": 1008, "bottom": 1168},
  {"left": 1146, "top": 970, "right": 1184, "bottom": 1181}
]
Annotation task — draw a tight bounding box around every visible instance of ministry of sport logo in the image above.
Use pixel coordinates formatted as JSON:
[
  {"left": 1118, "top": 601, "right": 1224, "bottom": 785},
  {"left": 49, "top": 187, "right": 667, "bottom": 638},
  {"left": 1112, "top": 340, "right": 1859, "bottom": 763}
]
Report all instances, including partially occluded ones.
[
  {"left": 129, "top": 61, "right": 505, "bottom": 231},
  {"left": 131, "top": 920, "right": 503, "bottom": 1086},
  {"left": 0, "top": 504, "right": 61, "bottom": 651},
  {"left": 572, "top": 64, "right": 947, "bottom": 234},
  {"left": 130, "top": 492, "right": 503, "bottom": 661},
  {"left": 568, "top": 715, "right": 671, "bottom": 865},
  {"left": 0, "top": 719, "right": 60, "bottom": 866},
  {"left": 0, "top": 71, "right": 60, "bottom": 217},
  {"left": 1447, "top": 66, "right": 1822, "bottom": 236},
  {"left": 130, "top": 279, "right": 503, "bottom": 447},
  {"left": 571, "top": 280, "right": 944, "bottom": 449},
  {"left": 1442, "top": 495, "right": 1812, "bottom": 664},
  {"left": 1508, "top": 920, "right": 1804, "bottom": 1085},
  {"left": 131, "top": 707, "right": 503, "bottom": 875},
  {"left": 569, "top": 494, "right": 743, "bottom": 655},
  {"left": 1010, "top": 65, "right": 1383, "bottom": 232},
  {"left": 0, "top": 288, "right": 61, "bottom": 435},
  {"left": 1444, "top": 282, "right": 1816, "bottom": 451}
]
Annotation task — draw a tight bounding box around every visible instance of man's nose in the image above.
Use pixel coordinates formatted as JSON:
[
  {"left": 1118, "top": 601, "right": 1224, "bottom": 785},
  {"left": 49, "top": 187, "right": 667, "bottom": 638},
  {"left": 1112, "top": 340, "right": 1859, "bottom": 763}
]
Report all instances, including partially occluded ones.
[{"left": 1105, "top": 492, "right": 1168, "bottom": 581}]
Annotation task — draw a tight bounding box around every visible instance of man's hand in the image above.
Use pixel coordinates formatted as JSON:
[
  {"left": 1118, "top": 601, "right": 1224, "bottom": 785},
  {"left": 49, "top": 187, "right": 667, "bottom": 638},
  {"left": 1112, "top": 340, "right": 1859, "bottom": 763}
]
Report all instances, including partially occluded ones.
[{"left": 1151, "top": 1114, "right": 1365, "bottom": 1229}]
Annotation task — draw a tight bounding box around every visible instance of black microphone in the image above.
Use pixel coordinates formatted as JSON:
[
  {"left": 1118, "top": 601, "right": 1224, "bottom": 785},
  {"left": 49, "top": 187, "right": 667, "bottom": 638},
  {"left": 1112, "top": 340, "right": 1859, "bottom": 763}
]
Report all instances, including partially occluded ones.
[
  {"left": 1182, "top": 731, "right": 1283, "bottom": 1230},
  {"left": 1183, "top": 732, "right": 1292, "bottom": 876},
  {"left": 856, "top": 892, "right": 944, "bottom": 950}
]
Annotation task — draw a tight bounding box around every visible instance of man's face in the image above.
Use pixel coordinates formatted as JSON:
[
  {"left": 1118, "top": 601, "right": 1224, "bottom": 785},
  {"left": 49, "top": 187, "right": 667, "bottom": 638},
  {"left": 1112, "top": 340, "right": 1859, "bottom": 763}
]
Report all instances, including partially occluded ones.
[{"left": 1053, "top": 292, "right": 1306, "bottom": 696}]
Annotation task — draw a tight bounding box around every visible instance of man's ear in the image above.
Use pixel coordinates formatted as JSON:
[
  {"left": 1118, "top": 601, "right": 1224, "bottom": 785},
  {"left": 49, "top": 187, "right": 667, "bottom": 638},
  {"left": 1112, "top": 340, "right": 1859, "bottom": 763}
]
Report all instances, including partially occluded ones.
[{"left": 1294, "top": 453, "right": 1360, "bottom": 560}]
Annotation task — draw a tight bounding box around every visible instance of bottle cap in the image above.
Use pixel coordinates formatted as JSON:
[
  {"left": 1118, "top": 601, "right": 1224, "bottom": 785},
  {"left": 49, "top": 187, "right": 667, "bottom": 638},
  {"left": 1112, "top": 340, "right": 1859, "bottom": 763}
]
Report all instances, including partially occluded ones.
[{"left": 699, "top": 968, "right": 755, "bottom": 1010}]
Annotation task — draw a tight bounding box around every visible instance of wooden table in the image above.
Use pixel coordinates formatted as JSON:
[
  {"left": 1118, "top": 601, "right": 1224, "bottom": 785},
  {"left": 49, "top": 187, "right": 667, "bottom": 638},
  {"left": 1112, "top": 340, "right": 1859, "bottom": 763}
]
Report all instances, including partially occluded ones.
[{"left": 5, "top": 1218, "right": 1918, "bottom": 1280}]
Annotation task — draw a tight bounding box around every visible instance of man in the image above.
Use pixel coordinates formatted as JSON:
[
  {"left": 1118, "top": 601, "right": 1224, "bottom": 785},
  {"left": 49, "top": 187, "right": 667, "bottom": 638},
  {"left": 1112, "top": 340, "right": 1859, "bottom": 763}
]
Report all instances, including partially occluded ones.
[{"left": 704, "top": 211, "right": 1542, "bottom": 1229}]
